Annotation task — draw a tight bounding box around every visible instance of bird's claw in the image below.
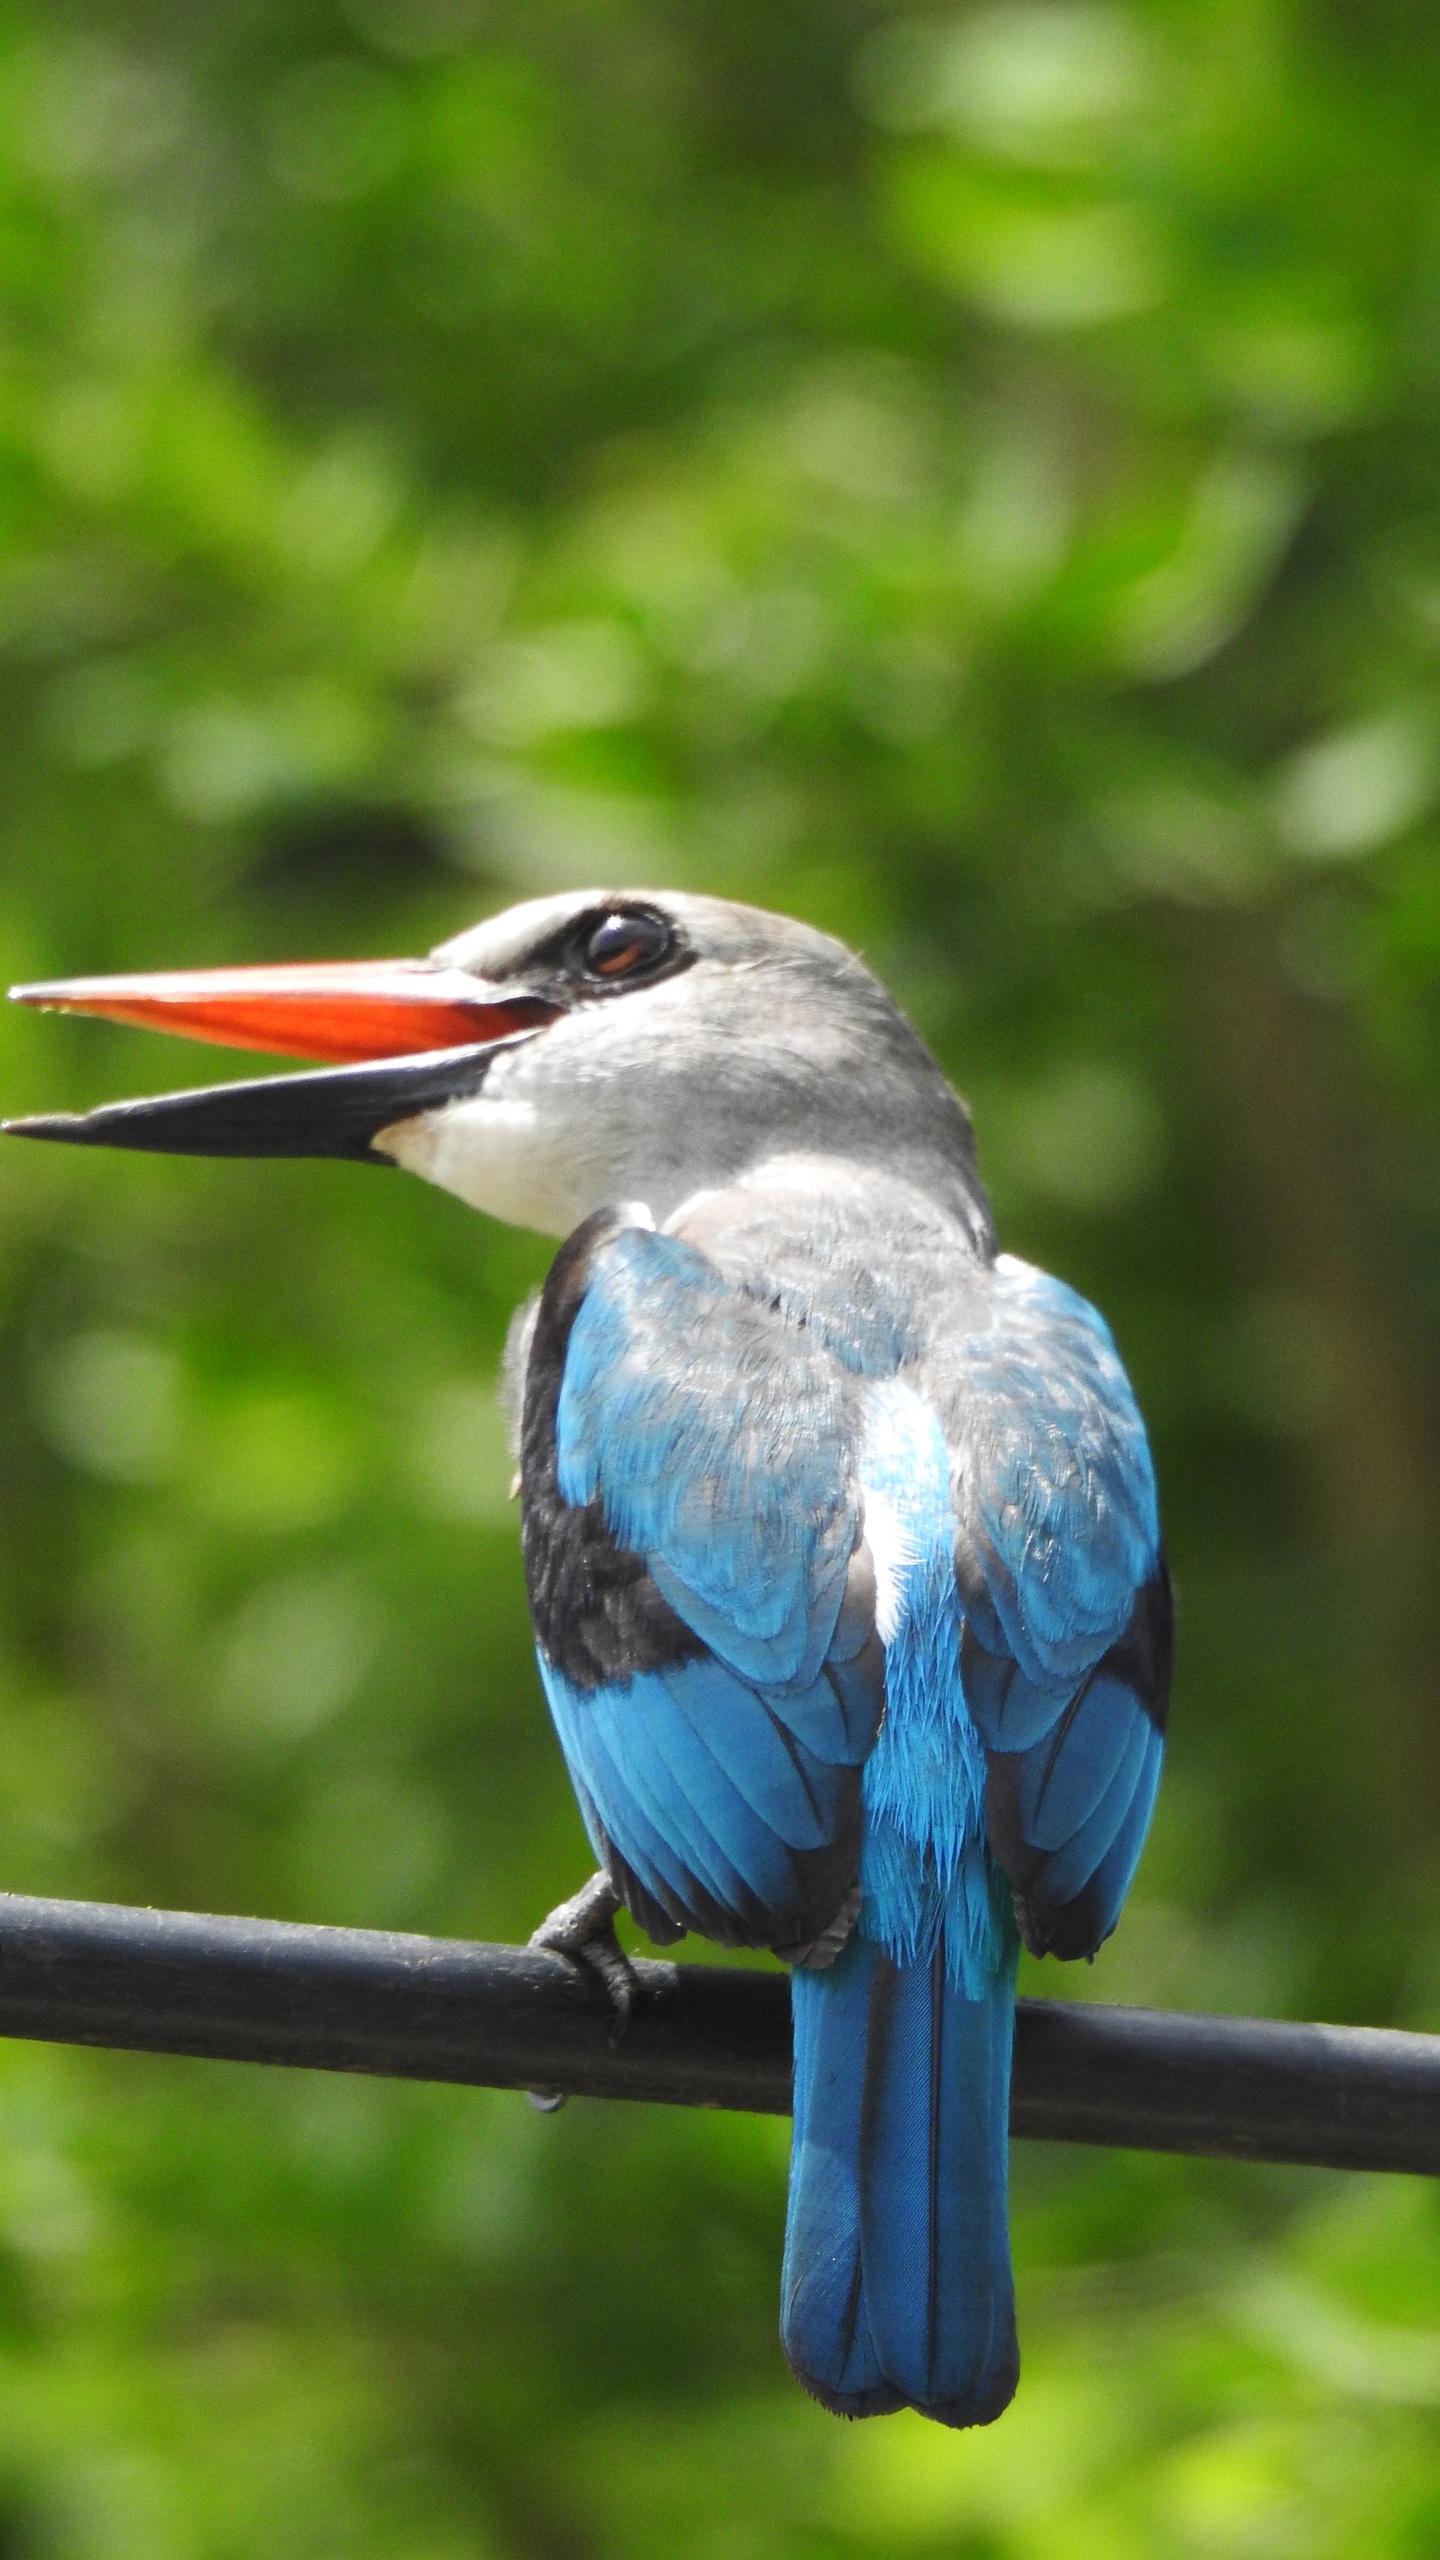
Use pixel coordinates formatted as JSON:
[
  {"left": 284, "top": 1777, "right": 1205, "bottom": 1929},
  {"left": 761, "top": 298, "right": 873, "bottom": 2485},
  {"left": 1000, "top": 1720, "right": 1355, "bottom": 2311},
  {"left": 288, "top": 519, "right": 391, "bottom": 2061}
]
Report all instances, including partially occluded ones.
[{"left": 526, "top": 1872, "right": 636, "bottom": 2107}]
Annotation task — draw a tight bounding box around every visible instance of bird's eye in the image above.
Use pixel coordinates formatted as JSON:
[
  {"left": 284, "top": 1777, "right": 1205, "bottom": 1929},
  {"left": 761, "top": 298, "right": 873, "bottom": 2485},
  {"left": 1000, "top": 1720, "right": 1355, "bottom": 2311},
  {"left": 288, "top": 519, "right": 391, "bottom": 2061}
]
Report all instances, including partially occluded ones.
[{"left": 582, "top": 911, "right": 671, "bottom": 981}]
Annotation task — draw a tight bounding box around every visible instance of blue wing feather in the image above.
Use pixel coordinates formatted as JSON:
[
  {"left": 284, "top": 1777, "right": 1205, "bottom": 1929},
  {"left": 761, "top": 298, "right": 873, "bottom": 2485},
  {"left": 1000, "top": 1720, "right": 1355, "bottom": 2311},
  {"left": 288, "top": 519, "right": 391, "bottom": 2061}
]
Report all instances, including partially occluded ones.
[
  {"left": 655, "top": 1662, "right": 840, "bottom": 1853},
  {"left": 541, "top": 1666, "right": 713, "bottom": 1916},
  {"left": 532, "top": 1221, "right": 879, "bottom": 1949},
  {"left": 593, "top": 1672, "right": 789, "bottom": 1920},
  {"left": 941, "top": 1256, "right": 1170, "bottom": 1960},
  {"left": 556, "top": 1226, "right": 858, "bottom": 1688},
  {"left": 960, "top": 1642, "right": 1072, "bottom": 1753},
  {"left": 541, "top": 1652, "right": 861, "bottom": 1946},
  {"left": 1022, "top": 1714, "right": 1152, "bottom": 1899},
  {"left": 542, "top": 1226, "right": 1167, "bottom": 1964},
  {"left": 771, "top": 1662, "right": 880, "bottom": 1767},
  {"left": 948, "top": 1257, "right": 1161, "bottom": 1691},
  {"left": 1080, "top": 1728, "right": 1164, "bottom": 1939},
  {"left": 1017, "top": 1678, "right": 1152, "bottom": 1852}
]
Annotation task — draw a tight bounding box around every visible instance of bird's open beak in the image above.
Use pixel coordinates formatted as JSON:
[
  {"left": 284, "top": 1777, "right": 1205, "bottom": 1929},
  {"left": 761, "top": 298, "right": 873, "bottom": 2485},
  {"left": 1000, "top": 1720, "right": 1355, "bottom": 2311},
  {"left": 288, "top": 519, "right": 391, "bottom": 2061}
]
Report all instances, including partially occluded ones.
[{"left": 2, "top": 958, "right": 558, "bottom": 1161}]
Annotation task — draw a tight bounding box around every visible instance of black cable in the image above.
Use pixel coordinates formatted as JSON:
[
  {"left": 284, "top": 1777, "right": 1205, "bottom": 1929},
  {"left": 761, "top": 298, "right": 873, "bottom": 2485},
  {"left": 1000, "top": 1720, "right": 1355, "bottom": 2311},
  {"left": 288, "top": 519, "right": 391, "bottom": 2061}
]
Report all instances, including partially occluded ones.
[{"left": 0, "top": 1890, "right": 1433, "bottom": 2174}]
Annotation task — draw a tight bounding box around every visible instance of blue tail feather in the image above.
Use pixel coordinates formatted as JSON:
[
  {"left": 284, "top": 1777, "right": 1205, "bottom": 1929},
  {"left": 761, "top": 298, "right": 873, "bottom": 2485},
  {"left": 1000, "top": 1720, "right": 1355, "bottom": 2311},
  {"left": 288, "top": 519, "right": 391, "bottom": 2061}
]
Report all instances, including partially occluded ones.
[{"left": 782, "top": 1934, "right": 1019, "bottom": 2428}]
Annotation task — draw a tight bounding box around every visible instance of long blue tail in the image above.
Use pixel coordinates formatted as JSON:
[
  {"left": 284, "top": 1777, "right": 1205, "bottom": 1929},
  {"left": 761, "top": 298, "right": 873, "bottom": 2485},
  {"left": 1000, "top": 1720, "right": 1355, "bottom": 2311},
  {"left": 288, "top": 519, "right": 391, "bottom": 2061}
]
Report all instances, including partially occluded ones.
[{"left": 781, "top": 1933, "right": 1019, "bottom": 2426}]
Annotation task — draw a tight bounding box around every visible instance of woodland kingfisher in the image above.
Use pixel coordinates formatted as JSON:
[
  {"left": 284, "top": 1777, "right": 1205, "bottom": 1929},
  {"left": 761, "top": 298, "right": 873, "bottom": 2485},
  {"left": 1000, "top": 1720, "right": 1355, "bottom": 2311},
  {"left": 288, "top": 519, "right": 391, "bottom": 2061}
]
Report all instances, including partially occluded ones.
[{"left": 5, "top": 889, "right": 1172, "bottom": 2428}]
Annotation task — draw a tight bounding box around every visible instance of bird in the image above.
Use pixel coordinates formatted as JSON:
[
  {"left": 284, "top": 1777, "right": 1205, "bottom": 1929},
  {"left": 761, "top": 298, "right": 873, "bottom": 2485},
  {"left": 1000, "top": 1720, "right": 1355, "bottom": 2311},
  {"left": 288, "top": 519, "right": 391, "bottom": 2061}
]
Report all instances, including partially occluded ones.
[{"left": 5, "top": 889, "right": 1171, "bottom": 2429}]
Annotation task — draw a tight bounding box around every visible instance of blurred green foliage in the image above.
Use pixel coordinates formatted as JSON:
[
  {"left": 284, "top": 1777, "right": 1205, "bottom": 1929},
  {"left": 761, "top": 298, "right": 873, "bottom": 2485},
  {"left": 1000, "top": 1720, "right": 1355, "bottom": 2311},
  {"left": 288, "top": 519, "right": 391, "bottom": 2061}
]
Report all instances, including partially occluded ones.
[{"left": 0, "top": 0, "right": 1437, "bottom": 2550}]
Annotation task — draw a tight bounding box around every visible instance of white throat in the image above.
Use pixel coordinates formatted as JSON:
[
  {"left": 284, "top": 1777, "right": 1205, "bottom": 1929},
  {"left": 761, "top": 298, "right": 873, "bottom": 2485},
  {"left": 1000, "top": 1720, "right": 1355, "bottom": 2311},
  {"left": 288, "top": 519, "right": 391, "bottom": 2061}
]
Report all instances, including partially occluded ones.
[{"left": 374, "top": 1088, "right": 595, "bottom": 1235}]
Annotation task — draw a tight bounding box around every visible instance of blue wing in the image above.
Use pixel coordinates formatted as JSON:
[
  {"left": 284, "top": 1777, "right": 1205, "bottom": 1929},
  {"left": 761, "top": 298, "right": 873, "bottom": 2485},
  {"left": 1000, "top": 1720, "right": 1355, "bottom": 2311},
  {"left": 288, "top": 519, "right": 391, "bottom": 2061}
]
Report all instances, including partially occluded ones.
[
  {"left": 520, "top": 1209, "right": 885, "bottom": 1954},
  {"left": 941, "top": 1254, "right": 1172, "bottom": 1959}
]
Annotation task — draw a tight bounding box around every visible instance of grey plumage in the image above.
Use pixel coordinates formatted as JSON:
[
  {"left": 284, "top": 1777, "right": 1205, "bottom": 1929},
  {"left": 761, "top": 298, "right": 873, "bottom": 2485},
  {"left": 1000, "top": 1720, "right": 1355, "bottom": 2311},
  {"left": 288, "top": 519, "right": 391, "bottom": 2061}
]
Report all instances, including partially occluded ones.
[{"left": 383, "top": 891, "right": 995, "bottom": 1247}]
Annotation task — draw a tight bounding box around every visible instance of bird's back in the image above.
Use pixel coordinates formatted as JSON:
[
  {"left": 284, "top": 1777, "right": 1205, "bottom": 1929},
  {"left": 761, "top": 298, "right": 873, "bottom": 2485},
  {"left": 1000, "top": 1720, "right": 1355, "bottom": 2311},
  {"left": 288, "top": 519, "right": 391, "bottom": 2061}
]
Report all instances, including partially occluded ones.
[{"left": 515, "top": 1151, "right": 1168, "bottom": 2427}]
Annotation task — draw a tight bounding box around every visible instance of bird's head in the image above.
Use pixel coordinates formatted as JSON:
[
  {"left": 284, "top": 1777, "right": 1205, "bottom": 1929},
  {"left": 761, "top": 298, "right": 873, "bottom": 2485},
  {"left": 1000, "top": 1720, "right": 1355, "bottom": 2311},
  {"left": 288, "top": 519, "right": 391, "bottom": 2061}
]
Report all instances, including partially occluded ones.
[{"left": 5, "top": 889, "right": 987, "bottom": 1238}]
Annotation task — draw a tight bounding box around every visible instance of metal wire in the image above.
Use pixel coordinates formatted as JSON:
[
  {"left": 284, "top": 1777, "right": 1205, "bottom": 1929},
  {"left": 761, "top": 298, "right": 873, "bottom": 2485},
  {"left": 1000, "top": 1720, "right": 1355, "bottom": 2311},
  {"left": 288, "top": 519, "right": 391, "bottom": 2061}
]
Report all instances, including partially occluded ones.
[{"left": 0, "top": 1890, "right": 1433, "bottom": 2173}]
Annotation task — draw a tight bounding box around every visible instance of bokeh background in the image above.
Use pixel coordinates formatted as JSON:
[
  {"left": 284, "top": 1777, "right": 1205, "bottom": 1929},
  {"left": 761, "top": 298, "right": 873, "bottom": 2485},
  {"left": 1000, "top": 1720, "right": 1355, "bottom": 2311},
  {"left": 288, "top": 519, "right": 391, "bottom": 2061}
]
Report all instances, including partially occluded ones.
[{"left": 0, "top": 0, "right": 1437, "bottom": 2549}]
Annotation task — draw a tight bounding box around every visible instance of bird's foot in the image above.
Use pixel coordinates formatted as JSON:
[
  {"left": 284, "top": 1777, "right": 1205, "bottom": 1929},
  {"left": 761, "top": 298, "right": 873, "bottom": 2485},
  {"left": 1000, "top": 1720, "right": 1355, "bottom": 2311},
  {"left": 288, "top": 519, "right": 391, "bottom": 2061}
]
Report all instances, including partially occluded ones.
[
  {"left": 531, "top": 1870, "right": 635, "bottom": 2022},
  {"left": 527, "top": 1872, "right": 636, "bottom": 2108}
]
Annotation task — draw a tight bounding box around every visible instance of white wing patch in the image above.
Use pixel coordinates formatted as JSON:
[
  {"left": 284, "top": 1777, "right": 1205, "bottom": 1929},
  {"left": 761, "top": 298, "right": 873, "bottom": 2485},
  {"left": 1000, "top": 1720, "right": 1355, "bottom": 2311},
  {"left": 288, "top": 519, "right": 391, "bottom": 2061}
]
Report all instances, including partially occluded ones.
[
  {"left": 856, "top": 1376, "right": 954, "bottom": 1652},
  {"left": 857, "top": 1485, "right": 916, "bottom": 1648}
]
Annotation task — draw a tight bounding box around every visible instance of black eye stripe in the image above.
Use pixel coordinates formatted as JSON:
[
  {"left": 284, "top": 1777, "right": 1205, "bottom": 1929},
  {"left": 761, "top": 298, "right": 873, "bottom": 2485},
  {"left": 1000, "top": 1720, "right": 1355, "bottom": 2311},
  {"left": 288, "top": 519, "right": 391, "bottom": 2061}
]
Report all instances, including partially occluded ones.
[
  {"left": 510, "top": 901, "right": 688, "bottom": 999},
  {"left": 582, "top": 911, "right": 672, "bottom": 980}
]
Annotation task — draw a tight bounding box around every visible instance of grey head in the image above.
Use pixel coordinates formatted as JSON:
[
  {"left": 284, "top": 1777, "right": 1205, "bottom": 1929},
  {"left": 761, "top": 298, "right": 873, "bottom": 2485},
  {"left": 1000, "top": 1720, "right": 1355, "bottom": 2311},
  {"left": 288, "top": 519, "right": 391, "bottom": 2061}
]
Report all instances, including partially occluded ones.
[{"left": 5, "top": 888, "right": 992, "bottom": 1248}]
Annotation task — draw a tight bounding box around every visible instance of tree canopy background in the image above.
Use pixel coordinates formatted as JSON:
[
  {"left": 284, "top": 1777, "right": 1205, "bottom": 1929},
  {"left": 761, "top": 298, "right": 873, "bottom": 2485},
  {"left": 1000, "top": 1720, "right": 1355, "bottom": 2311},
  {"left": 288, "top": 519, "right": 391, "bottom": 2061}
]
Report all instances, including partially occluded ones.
[{"left": 0, "top": 0, "right": 1438, "bottom": 2551}]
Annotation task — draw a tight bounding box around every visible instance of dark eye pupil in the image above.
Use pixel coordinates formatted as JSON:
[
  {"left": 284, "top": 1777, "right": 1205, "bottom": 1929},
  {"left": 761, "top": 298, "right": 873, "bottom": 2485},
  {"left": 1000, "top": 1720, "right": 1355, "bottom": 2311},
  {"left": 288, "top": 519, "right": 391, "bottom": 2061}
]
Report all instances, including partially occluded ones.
[{"left": 584, "top": 912, "right": 667, "bottom": 978}]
